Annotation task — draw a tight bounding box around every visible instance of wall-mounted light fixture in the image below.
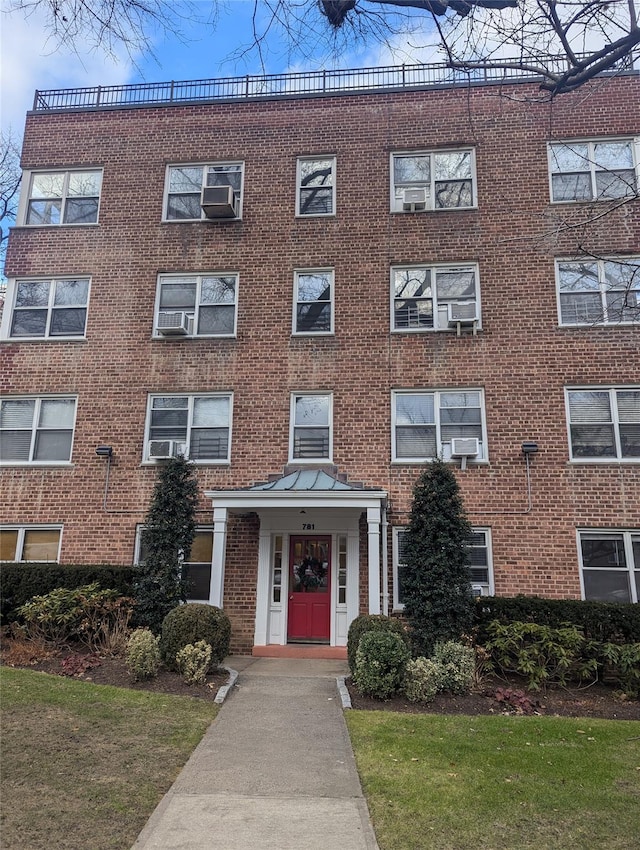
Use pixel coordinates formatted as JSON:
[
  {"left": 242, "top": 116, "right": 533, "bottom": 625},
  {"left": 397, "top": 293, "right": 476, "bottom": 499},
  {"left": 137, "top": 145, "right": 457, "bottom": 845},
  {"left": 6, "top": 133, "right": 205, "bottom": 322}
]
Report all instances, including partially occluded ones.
[
  {"left": 96, "top": 445, "right": 113, "bottom": 457},
  {"left": 521, "top": 441, "right": 538, "bottom": 455}
]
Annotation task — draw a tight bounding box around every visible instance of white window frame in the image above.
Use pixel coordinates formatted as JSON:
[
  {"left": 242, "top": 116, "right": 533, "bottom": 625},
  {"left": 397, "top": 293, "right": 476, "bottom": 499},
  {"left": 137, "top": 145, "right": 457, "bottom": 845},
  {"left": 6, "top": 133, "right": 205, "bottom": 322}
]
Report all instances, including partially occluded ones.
[
  {"left": 295, "top": 156, "right": 336, "bottom": 217},
  {"left": 18, "top": 168, "right": 103, "bottom": 226},
  {"left": 163, "top": 162, "right": 244, "bottom": 222},
  {"left": 390, "top": 149, "right": 477, "bottom": 213},
  {"left": 0, "top": 395, "right": 77, "bottom": 465},
  {"left": 565, "top": 386, "right": 640, "bottom": 463},
  {"left": 548, "top": 138, "right": 640, "bottom": 203},
  {"left": 289, "top": 392, "right": 333, "bottom": 463},
  {"left": 134, "top": 525, "right": 214, "bottom": 601},
  {"left": 577, "top": 529, "right": 639, "bottom": 604},
  {"left": 393, "top": 526, "right": 493, "bottom": 611},
  {"left": 1, "top": 277, "right": 91, "bottom": 341},
  {"left": 0, "top": 525, "right": 63, "bottom": 562},
  {"left": 391, "top": 389, "right": 488, "bottom": 463},
  {"left": 391, "top": 263, "right": 480, "bottom": 332},
  {"left": 292, "top": 268, "right": 334, "bottom": 335},
  {"left": 556, "top": 257, "right": 640, "bottom": 326},
  {"left": 153, "top": 272, "right": 238, "bottom": 339},
  {"left": 144, "top": 392, "right": 233, "bottom": 464}
]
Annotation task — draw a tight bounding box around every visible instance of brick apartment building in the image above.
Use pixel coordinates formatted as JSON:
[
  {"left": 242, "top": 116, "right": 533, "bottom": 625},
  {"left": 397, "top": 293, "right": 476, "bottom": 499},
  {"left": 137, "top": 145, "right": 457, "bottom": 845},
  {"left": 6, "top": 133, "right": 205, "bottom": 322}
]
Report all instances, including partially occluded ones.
[{"left": 1, "top": 62, "right": 638, "bottom": 654}]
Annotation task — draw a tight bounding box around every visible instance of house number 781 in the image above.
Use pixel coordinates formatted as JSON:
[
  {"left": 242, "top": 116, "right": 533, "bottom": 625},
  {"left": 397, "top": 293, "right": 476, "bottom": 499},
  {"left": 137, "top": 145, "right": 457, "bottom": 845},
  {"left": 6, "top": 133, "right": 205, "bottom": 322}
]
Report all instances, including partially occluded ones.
[{"left": 302, "top": 523, "right": 315, "bottom": 530}]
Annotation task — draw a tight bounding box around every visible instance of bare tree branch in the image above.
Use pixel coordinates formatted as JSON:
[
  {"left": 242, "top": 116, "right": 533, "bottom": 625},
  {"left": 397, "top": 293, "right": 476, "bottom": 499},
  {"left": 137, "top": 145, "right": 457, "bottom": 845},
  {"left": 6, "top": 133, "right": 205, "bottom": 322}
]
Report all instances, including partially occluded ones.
[{"left": 0, "top": 129, "right": 22, "bottom": 278}]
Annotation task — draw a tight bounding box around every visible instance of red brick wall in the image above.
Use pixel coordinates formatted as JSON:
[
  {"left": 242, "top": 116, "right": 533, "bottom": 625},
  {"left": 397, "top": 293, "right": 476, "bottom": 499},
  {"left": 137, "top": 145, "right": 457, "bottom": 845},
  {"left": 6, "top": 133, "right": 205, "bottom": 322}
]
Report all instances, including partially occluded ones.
[{"left": 2, "top": 76, "right": 639, "bottom": 607}]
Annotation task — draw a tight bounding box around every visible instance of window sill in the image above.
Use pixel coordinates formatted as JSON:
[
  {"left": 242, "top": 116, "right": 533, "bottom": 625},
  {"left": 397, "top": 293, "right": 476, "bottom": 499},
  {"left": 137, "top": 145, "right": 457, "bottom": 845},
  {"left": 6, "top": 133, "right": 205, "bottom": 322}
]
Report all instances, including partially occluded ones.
[
  {"left": 17, "top": 222, "right": 99, "bottom": 229},
  {"left": 390, "top": 206, "right": 478, "bottom": 214},
  {"left": 2, "top": 337, "right": 88, "bottom": 343},
  {"left": 0, "top": 462, "right": 75, "bottom": 468},
  {"left": 568, "top": 458, "right": 640, "bottom": 464},
  {"left": 141, "top": 460, "right": 231, "bottom": 467}
]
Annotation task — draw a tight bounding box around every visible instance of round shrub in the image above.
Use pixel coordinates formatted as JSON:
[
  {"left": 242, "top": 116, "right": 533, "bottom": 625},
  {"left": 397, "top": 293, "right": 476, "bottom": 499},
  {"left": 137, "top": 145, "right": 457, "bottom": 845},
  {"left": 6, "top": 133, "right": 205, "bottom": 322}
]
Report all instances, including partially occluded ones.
[
  {"left": 432, "top": 641, "right": 475, "bottom": 694},
  {"left": 347, "top": 614, "right": 409, "bottom": 674},
  {"left": 353, "top": 630, "right": 411, "bottom": 699},
  {"left": 126, "top": 628, "right": 160, "bottom": 681},
  {"left": 159, "top": 603, "right": 231, "bottom": 671},
  {"left": 176, "top": 640, "right": 213, "bottom": 685},
  {"left": 404, "top": 657, "right": 444, "bottom": 703}
]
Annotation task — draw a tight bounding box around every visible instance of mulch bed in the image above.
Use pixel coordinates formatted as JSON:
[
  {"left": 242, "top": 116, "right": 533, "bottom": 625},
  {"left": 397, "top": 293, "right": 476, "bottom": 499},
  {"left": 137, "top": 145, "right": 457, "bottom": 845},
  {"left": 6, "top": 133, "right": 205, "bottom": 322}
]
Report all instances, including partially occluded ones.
[
  {"left": 346, "top": 676, "right": 640, "bottom": 720},
  {"left": 2, "top": 634, "right": 638, "bottom": 719}
]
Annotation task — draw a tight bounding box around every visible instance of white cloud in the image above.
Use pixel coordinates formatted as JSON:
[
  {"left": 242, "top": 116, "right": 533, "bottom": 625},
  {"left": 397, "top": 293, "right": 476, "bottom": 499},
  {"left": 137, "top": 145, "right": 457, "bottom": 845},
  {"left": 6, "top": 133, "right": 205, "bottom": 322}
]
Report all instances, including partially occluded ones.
[{"left": 1, "top": 7, "right": 137, "bottom": 137}]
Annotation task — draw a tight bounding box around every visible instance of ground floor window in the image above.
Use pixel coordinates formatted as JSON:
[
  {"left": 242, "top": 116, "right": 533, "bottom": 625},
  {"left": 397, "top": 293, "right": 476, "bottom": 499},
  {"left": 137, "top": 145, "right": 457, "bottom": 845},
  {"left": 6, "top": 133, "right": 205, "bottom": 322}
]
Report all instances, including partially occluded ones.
[
  {"left": 392, "top": 526, "right": 493, "bottom": 609},
  {"left": 135, "top": 527, "right": 213, "bottom": 602},
  {"left": 0, "top": 526, "right": 62, "bottom": 561},
  {"left": 579, "top": 530, "right": 639, "bottom": 603}
]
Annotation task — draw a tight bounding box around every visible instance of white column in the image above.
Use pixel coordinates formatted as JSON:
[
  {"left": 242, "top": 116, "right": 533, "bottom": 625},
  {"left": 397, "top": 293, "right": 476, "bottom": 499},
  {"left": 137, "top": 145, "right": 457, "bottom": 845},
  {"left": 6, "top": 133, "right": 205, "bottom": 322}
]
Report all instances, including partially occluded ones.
[
  {"left": 254, "top": 524, "right": 273, "bottom": 646},
  {"left": 209, "top": 506, "right": 228, "bottom": 608},
  {"left": 367, "top": 506, "right": 381, "bottom": 615}
]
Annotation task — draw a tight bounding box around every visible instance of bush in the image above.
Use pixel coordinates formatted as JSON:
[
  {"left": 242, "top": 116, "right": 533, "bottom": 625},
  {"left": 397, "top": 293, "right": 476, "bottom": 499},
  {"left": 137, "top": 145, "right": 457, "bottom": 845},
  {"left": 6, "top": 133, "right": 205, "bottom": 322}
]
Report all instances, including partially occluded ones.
[
  {"left": 474, "top": 596, "right": 640, "bottom": 644},
  {"left": 17, "top": 583, "right": 134, "bottom": 653},
  {"left": 347, "top": 614, "right": 408, "bottom": 674},
  {"left": 404, "top": 657, "right": 444, "bottom": 703},
  {"left": 484, "top": 620, "right": 597, "bottom": 691},
  {"left": 432, "top": 641, "right": 475, "bottom": 694},
  {"left": 598, "top": 642, "right": 640, "bottom": 697},
  {"left": 353, "top": 630, "right": 411, "bottom": 699},
  {"left": 126, "top": 628, "right": 161, "bottom": 681},
  {"left": 176, "top": 641, "right": 212, "bottom": 685},
  {"left": 1, "top": 563, "right": 133, "bottom": 623},
  {"left": 159, "top": 603, "right": 231, "bottom": 671}
]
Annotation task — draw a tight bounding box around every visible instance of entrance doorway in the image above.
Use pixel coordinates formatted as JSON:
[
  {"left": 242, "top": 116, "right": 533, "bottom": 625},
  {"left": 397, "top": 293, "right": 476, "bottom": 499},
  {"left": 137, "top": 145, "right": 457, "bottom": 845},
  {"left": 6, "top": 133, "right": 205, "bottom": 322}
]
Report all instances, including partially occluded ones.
[{"left": 287, "top": 536, "right": 331, "bottom": 642}]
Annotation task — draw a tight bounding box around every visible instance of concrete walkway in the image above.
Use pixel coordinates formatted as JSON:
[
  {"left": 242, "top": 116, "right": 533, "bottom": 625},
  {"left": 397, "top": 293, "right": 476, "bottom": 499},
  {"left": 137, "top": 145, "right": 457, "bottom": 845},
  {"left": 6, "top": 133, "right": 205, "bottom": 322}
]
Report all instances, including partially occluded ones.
[{"left": 132, "top": 657, "right": 380, "bottom": 850}]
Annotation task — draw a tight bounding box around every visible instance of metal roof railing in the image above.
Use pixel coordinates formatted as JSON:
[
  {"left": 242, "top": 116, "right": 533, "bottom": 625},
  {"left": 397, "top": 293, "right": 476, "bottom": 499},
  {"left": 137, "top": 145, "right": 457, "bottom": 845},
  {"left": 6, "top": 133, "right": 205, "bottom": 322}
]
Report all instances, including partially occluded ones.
[{"left": 32, "top": 53, "right": 638, "bottom": 113}]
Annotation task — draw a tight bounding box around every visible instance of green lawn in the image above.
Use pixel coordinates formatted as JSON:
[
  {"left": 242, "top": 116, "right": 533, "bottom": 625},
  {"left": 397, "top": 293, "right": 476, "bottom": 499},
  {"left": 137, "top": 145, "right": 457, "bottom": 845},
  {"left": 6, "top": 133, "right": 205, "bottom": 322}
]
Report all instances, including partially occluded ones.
[
  {"left": 0, "top": 667, "right": 218, "bottom": 850},
  {"left": 346, "top": 711, "right": 640, "bottom": 850}
]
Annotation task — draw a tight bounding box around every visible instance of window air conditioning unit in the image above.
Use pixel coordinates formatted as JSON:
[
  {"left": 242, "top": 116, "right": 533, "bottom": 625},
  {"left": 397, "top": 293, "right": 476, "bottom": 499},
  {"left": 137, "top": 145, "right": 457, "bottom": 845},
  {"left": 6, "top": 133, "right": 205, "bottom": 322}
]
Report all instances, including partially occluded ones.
[
  {"left": 471, "top": 584, "right": 490, "bottom": 598},
  {"left": 448, "top": 301, "right": 478, "bottom": 324},
  {"left": 148, "top": 440, "right": 187, "bottom": 460},
  {"left": 156, "top": 312, "right": 193, "bottom": 336},
  {"left": 201, "top": 185, "right": 238, "bottom": 219},
  {"left": 402, "top": 187, "right": 427, "bottom": 211},
  {"left": 450, "top": 437, "right": 480, "bottom": 458}
]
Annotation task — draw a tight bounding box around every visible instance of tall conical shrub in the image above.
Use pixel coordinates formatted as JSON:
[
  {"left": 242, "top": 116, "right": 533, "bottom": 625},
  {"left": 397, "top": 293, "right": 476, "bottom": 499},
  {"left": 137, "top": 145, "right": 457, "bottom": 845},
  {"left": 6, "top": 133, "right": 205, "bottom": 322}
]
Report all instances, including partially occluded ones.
[
  {"left": 402, "top": 458, "right": 474, "bottom": 656},
  {"left": 133, "top": 456, "right": 198, "bottom": 633}
]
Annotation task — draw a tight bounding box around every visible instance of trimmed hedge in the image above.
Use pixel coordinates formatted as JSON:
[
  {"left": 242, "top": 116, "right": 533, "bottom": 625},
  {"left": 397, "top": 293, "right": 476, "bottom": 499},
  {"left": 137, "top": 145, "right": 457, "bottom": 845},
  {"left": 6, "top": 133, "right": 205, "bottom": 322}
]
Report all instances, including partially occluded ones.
[
  {"left": 474, "top": 596, "right": 640, "bottom": 644},
  {"left": 347, "top": 614, "right": 409, "bottom": 674},
  {"left": 159, "top": 603, "right": 231, "bottom": 671},
  {"left": 1, "top": 563, "right": 134, "bottom": 622}
]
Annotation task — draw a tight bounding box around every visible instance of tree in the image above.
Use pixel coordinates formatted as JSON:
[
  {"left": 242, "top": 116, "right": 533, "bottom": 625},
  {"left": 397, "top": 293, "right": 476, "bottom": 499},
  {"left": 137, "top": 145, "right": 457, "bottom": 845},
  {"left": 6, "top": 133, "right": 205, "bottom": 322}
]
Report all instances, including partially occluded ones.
[
  {"left": 0, "top": 129, "right": 22, "bottom": 278},
  {"left": 8, "top": 1, "right": 639, "bottom": 97},
  {"left": 401, "top": 458, "right": 475, "bottom": 656},
  {"left": 133, "top": 456, "right": 199, "bottom": 633}
]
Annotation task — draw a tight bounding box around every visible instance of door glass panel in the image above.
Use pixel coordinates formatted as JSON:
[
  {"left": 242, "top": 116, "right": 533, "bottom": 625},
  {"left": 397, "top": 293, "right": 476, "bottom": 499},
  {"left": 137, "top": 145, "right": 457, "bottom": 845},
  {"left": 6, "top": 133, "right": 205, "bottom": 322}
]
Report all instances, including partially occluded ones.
[
  {"left": 291, "top": 538, "right": 330, "bottom": 593},
  {"left": 337, "top": 534, "right": 347, "bottom": 605},
  {"left": 272, "top": 535, "right": 283, "bottom": 603}
]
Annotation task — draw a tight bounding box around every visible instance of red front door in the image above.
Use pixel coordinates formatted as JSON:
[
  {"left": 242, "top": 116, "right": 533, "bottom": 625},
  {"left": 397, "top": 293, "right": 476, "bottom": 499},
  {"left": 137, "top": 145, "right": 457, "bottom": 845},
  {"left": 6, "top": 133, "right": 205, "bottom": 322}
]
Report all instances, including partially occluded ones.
[{"left": 287, "top": 536, "right": 331, "bottom": 642}]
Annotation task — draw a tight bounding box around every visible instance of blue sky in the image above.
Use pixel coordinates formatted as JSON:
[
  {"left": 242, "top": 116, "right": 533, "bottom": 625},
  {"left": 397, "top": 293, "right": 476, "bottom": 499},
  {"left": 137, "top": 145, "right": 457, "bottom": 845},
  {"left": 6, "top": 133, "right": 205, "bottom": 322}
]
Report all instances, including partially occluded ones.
[{"left": 1, "top": 1, "right": 439, "bottom": 137}]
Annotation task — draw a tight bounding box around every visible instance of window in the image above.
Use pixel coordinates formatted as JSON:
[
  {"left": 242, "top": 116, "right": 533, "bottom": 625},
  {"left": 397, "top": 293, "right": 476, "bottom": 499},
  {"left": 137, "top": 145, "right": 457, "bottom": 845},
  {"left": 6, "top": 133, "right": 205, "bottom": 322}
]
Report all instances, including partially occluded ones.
[
  {"left": 293, "top": 269, "right": 333, "bottom": 334},
  {"left": 296, "top": 157, "right": 336, "bottom": 216},
  {"left": 391, "top": 150, "right": 476, "bottom": 213},
  {"left": 145, "top": 394, "right": 232, "bottom": 462},
  {"left": 392, "top": 264, "right": 479, "bottom": 331},
  {"left": 164, "top": 163, "right": 243, "bottom": 220},
  {"left": 290, "top": 394, "right": 332, "bottom": 461},
  {"left": 135, "top": 527, "right": 213, "bottom": 601},
  {"left": 0, "top": 527, "right": 62, "bottom": 562},
  {"left": 549, "top": 139, "right": 638, "bottom": 202},
  {"left": 155, "top": 273, "right": 237, "bottom": 337},
  {"left": 4, "top": 278, "right": 89, "bottom": 339},
  {"left": 0, "top": 397, "right": 77, "bottom": 464},
  {"left": 579, "top": 531, "right": 639, "bottom": 603},
  {"left": 22, "top": 169, "right": 102, "bottom": 225},
  {"left": 557, "top": 258, "right": 640, "bottom": 326},
  {"left": 393, "top": 526, "right": 492, "bottom": 609},
  {"left": 392, "top": 390, "right": 486, "bottom": 462},
  {"left": 566, "top": 387, "right": 640, "bottom": 460}
]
